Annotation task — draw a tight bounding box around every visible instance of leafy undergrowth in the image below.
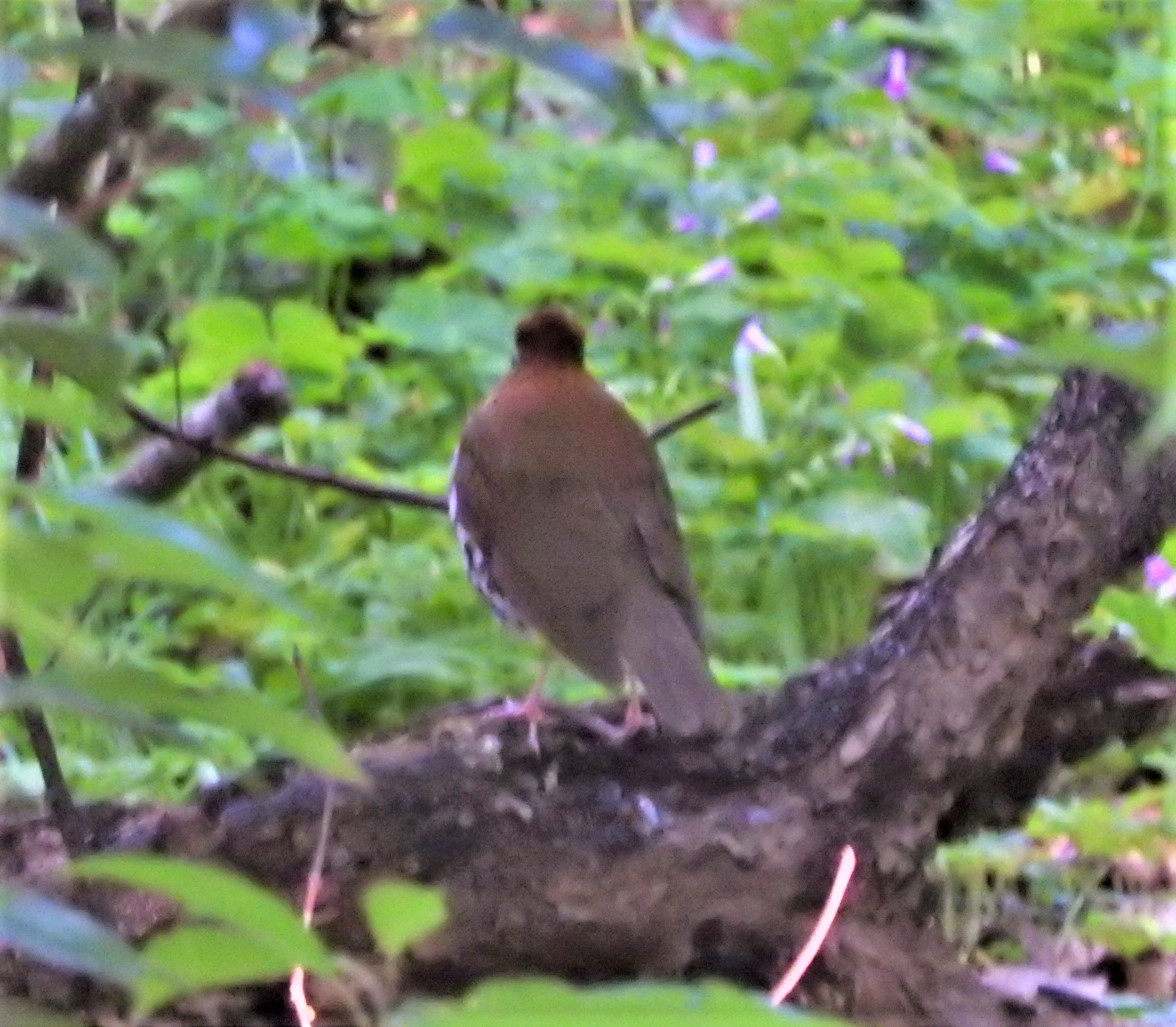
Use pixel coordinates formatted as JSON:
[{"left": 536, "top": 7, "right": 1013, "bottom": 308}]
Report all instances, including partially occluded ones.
[{"left": 1, "top": 0, "right": 1172, "bottom": 1022}]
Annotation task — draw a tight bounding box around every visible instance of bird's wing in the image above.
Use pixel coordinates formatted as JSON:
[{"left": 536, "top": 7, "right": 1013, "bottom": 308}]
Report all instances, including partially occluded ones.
[
  {"left": 450, "top": 440, "right": 495, "bottom": 560},
  {"left": 629, "top": 463, "right": 707, "bottom": 649}
]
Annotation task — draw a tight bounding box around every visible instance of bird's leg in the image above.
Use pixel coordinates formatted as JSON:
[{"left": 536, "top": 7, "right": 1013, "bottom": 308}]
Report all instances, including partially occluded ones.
[
  {"left": 578, "top": 668, "right": 655, "bottom": 744},
  {"left": 482, "top": 653, "right": 551, "bottom": 752}
]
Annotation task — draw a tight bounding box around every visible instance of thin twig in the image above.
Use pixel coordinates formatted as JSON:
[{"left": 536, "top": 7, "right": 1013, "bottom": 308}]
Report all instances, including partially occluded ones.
[
  {"left": 648, "top": 395, "right": 727, "bottom": 443},
  {"left": 120, "top": 398, "right": 451, "bottom": 511},
  {"left": 120, "top": 392, "right": 728, "bottom": 513}
]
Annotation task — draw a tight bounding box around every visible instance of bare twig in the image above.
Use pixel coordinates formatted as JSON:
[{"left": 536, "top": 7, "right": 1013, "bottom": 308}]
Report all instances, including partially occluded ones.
[
  {"left": 119, "top": 392, "right": 728, "bottom": 513},
  {"left": 119, "top": 398, "right": 451, "bottom": 512},
  {"left": 648, "top": 395, "right": 726, "bottom": 443},
  {"left": 112, "top": 362, "right": 292, "bottom": 502}
]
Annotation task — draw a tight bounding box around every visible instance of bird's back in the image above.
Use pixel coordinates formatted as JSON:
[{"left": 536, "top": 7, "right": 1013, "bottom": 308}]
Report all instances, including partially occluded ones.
[{"left": 453, "top": 360, "right": 733, "bottom": 734}]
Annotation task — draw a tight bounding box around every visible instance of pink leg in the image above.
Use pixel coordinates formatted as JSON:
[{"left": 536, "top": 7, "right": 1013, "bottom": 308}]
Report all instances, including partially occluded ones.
[
  {"left": 483, "top": 660, "right": 550, "bottom": 752},
  {"left": 579, "top": 673, "right": 655, "bottom": 744}
]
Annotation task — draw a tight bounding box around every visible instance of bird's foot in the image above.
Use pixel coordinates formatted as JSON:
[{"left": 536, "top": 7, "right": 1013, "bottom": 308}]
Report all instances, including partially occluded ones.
[
  {"left": 579, "top": 697, "right": 656, "bottom": 745},
  {"left": 482, "top": 690, "right": 548, "bottom": 752}
]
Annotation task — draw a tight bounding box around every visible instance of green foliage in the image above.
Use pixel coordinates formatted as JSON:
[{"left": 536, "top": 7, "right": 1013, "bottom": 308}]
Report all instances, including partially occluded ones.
[
  {"left": 0, "top": 884, "right": 147, "bottom": 987},
  {"left": 0, "top": 0, "right": 1170, "bottom": 1017},
  {"left": 363, "top": 880, "right": 447, "bottom": 957},
  {"left": 402, "top": 978, "right": 851, "bottom": 1026},
  {"left": 68, "top": 854, "right": 337, "bottom": 1014}
]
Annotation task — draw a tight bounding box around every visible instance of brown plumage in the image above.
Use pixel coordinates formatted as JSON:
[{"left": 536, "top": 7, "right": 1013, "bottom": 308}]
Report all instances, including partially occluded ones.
[{"left": 449, "top": 306, "right": 734, "bottom": 737}]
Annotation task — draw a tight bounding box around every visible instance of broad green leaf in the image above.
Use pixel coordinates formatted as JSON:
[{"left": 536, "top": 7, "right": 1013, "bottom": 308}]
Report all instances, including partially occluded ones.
[
  {"left": 1096, "top": 588, "right": 1176, "bottom": 671},
  {"left": 32, "top": 486, "right": 309, "bottom": 618},
  {"left": 1, "top": 371, "right": 104, "bottom": 433},
  {"left": 398, "top": 120, "right": 505, "bottom": 203},
  {"left": 363, "top": 881, "right": 447, "bottom": 957},
  {"left": 844, "top": 281, "right": 939, "bottom": 359},
  {"left": 271, "top": 300, "right": 362, "bottom": 376},
  {"left": 430, "top": 6, "right": 672, "bottom": 141},
  {"left": 171, "top": 296, "right": 271, "bottom": 391},
  {"left": 0, "top": 191, "right": 118, "bottom": 291},
  {"left": 134, "top": 924, "right": 305, "bottom": 1016},
  {"left": 559, "top": 231, "right": 700, "bottom": 276},
  {"left": 0, "top": 884, "right": 146, "bottom": 988},
  {"left": 0, "top": 311, "right": 130, "bottom": 399},
  {"left": 307, "top": 66, "right": 435, "bottom": 122},
  {"left": 409, "top": 978, "right": 850, "bottom": 1025},
  {"left": 2, "top": 664, "right": 362, "bottom": 782},
  {"left": 375, "top": 281, "right": 516, "bottom": 359},
  {"left": 73, "top": 855, "right": 336, "bottom": 975}
]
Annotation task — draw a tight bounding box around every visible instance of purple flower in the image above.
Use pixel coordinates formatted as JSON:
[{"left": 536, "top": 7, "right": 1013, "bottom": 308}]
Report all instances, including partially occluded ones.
[
  {"left": 736, "top": 317, "right": 779, "bottom": 356},
  {"left": 687, "top": 256, "right": 735, "bottom": 286},
  {"left": 984, "top": 149, "right": 1022, "bottom": 175},
  {"left": 693, "top": 139, "right": 717, "bottom": 171},
  {"left": 739, "top": 195, "right": 781, "bottom": 224},
  {"left": 891, "top": 413, "right": 931, "bottom": 446},
  {"left": 1145, "top": 555, "right": 1176, "bottom": 599},
  {"left": 884, "top": 48, "right": 909, "bottom": 102},
  {"left": 838, "top": 439, "right": 872, "bottom": 466},
  {"left": 960, "top": 324, "right": 1021, "bottom": 353},
  {"left": 673, "top": 212, "right": 702, "bottom": 234}
]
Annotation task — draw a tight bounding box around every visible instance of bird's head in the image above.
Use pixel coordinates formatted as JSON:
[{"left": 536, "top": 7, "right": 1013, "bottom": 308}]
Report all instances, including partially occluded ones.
[{"left": 514, "top": 306, "right": 585, "bottom": 367}]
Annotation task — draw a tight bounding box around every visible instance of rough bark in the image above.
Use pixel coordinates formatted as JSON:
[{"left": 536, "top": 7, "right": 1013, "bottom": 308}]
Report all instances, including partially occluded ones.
[{"left": 4, "top": 369, "right": 1174, "bottom": 1027}]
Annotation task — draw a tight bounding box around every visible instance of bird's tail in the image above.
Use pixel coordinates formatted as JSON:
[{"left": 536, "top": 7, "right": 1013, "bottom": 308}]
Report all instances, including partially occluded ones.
[{"left": 620, "top": 594, "right": 737, "bottom": 736}]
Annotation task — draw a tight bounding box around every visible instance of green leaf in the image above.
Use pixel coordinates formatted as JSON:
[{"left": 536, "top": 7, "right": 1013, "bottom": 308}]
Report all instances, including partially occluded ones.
[
  {"left": 375, "top": 281, "right": 516, "bottom": 359},
  {"left": 430, "top": 7, "right": 672, "bottom": 141},
  {"left": 35, "top": 486, "right": 309, "bottom": 618},
  {"left": 796, "top": 492, "right": 931, "bottom": 579},
  {"left": 2, "top": 664, "right": 362, "bottom": 782},
  {"left": 0, "top": 311, "right": 130, "bottom": 399},
  {"left": 398, "top": 119, "right": 505, "bottom": 203},
  {"left": 409, "top": 978, "right": 850, "bottom": 1025},
  {"left": 363, "top": 881, "right": 447, "bottom": 957},
  {"left": 0, "top": 190, "right": 118, "bottom": 291},
  {"left": 0, "top": 884, "right": 146, "bottom": 988},
  {"left": 271, "top": 300, "right": 361, "bottom": 376},
  {"left": 171, "top": 296, "right": 272, "bottom": 391},
  {"left": 1096, "top": 588, "right": 1176, "bottom": 671},
  {"left": 134, "top": 925, "right": 305, "bottom": 1016},
  {"left": 73, "top": 855, "right": 336, "bottom": 975},
  {"left": 1, "top": 371, "right": 104, "bottom": 433}
]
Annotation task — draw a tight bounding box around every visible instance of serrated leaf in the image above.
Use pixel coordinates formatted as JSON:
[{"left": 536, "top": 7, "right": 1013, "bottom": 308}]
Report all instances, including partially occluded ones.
[
  {"left": 0, "top": 884, "right": 146, "bottom": 987},
  {"left": 363, "top": 881, "right": 446, "bottom": 957},
  {"left": 73, "top": 855, "right": 335, "bottom": 975},
  {"left": 0, "top": 191, "right": 118, "bottom": 291},
  {"left": 430, "top": 6, "right": 672, "bottom": 141},
  {"left": 0, "top": 311, "right": 130, "bottom": 399},
  {"left": 2, "top": 664, "right": 362, "bottom": 782}
]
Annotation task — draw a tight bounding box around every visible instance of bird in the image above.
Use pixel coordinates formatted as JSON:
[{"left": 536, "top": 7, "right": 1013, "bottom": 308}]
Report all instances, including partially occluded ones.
[{"left": 449, "top": 305, "right": 735, "bottom": 743}]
